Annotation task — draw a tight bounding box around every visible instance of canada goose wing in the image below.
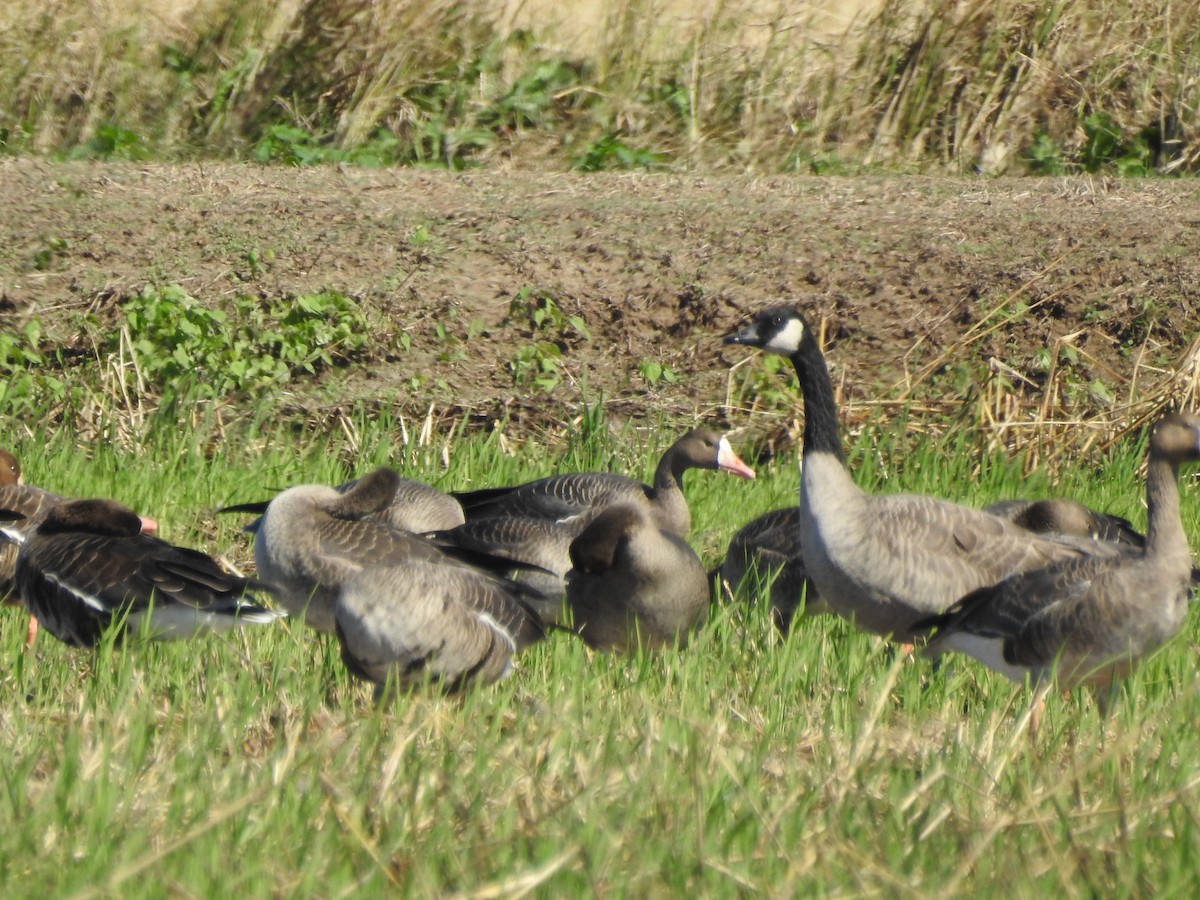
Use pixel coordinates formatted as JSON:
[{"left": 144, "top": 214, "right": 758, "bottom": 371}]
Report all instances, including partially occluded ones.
[{"left": 864, "top": 492, "right": 1110, "bottom": 597}]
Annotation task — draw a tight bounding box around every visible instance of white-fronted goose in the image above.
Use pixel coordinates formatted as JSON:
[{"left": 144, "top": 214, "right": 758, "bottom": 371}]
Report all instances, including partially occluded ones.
[
  {"left": 984, "top": 498, "right": 1145, "bottom": 547},
  {"left": 723, "top": 306, "right": 1117, "bottom": 641},
  {"left": 453, "top": 428, "right": 755, "bottom": 537},
  {"left": 565, "top": 502, "right": 710, "bottom": 652},
  {"left": 715, "top": 505, "right": 822, "bottom": 632},
  {"left": 246, "top": 466, "right": 550, "bottom": 633},
  {"left": 335, "top": 558, "right": 546, "bottom": 696},
  {"left": 0, "top": 498, "right": 282, "bottom": 647},
  {"left": 918, "top": 412, "right": 1200, "bottom": 691}
]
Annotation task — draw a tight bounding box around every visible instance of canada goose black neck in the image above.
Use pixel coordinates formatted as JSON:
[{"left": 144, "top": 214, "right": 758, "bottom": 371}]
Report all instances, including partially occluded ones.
[{"left": 724, "top": 307, "right": 845, "bottom": 463}]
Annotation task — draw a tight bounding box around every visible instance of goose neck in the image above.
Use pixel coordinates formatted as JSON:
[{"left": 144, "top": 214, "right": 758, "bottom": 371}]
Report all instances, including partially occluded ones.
[
  {"left": 790, "top": 345, "right": 847, "bottom": 463},
  {"left": 1145, "top": 455, "right": 1189, "bottom": 560}
]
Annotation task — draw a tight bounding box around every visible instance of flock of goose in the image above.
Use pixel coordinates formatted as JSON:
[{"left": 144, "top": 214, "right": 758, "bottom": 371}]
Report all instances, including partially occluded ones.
[{"left": 0, "top": 305, "right": 1197, "bottom": 710}]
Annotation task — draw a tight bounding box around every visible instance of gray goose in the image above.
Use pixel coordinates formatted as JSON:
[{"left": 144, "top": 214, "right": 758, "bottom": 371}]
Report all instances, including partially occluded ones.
[
  {"left": 917, "top": 412, "right": 1200, "bottom": 691},
  {"left": 565, "top": 502, "right": 709, "bottom": 653},
  {"left": 245, "top": 467, "right": 551, "bottom": 635},
  {"left": 335, "top": 557, "right": 546, "bottom": 696},
  {"left": 723, "top": 306, "right": 1117, "bottom": 641},
  {"left": 0, "top": 498, "right": 281, "bottom": 647},
  {"left": 453, "top": 427, "right": 755, "bottom": 538}
]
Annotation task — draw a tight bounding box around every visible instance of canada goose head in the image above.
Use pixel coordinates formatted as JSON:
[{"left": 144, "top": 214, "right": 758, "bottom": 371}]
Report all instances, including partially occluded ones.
[
  {"left": 672, "top": 428, "right": 756, "bottom": 480},
  {"left": 0, "top": 450, "right": 21, "bottom": 486},
  {"left": 37, "top": 499, "right": 143, "bottom": 537},
  {"left": 723, "top": 306, "right": 811, "bottom": 356},
  {"left": 1150, "top": 412, "right": 1200, "bottom": 462}
]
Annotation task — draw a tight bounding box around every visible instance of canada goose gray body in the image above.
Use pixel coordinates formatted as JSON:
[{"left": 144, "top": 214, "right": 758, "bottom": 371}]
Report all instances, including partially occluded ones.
[
  {"left": 454, "top": 428, "right": 755, "bottom": 537},
  {"left": 565, "top": 503, "right": 709, "bottom": 652},
  {"left": 335, "top": 558, "right": 546, "bottom": 695},
  {"left": 724, "top": 307, "right": 1117, "bottom": 641},
  {"left": 1, "top": 498, "right": 281, "bottom": 647},
  {"left": 918, "top": 413, "right": 1200, "bottom": 688}
]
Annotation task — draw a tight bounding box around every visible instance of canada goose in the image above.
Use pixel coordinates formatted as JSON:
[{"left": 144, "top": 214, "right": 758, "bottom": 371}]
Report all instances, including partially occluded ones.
[
  {"left": 715, "top": 506, "right": 822, "bottom": 632},
  {"left": 723, "top": 306, "right": 1117, "bottom": 641},
  {"left": 335, "top": 558, "right": 546, "bottom": 696},
  {"left": 0, "top": 449, "right": 21, "bottom": 486},
  {"left": 917, "top": 412, "right": 1200, "bottom": 692},
  {"left": 0, "top": 498, "right": 282, "bottom": 648},
  {"left": 565, "top": 502, "right": 709, "bottom": 653},
  {"left": 453, "top": 428, "right": 756, "bottom": 537},
  {"left": 432, "top": 515, "right": 574, "bottom": 618},
  {"left": 246, "top": 466, "right": 553, "bottom": 633}
]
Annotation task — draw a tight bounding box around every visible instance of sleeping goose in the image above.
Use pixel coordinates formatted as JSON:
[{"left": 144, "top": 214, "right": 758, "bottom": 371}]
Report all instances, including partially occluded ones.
[
  {"left": 723, "top": 306, "right": 1118, "bottom": 641},
  {"left": 453, "top": 427, "right": 755, "bottom": 537},
  {"left": 335, "top": 557, "right": 546, "bottom": 696},
  {"left": 243, "top": 466, "right": 555, "bottom": 633},
  {"left": 916, "top": 412, "right": 1200, "bottom": 692},
  {"left": 565, "top": 502, "right": 710, "bottom": 652},
  {"left": 0, "top": 498, "right": 281, "bottom": 647}
]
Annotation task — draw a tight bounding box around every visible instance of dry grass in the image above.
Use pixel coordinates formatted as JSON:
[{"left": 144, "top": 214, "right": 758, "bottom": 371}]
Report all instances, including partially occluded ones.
[{"left": 2, "top": 0, "right": 1199, "bottom": 171}]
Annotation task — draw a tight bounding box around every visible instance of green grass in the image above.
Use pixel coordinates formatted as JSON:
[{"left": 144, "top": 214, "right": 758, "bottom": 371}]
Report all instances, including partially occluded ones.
[{"left": 1, "top": 412, "right": 1199, "bottom": 896}]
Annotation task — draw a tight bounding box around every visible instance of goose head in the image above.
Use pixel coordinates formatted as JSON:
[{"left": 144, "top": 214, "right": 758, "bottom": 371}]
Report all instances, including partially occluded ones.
[
  {"left": 0, "top": 450, "right": 20, "bottom": 486},
  {"left": 327, "top": 466, "right": 402, "bottom": 519},
  {"left": 723, "top": 306, "right": 811, "bottom": 356},
  {"left": 1150, "top": 412, "right": 1200, "bottom": 463},
  {"left": 671, "top": 428, "right": 756, "bottom": 480}
]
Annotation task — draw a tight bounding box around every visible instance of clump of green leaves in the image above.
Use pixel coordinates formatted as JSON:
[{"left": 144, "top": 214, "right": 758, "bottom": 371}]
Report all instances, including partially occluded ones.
[
  {"left": 573, "top": 133, "right": 669, "bottom": 172},
  {"left": 0, "top": 318, "right": 70, "bottom": 416},
  {"left": 730, "top": 353, "right": 800, "bottom": 414},
  {"left": 505, "top": 287, "right": 590, "bottom": 392},
  {"left": 120, "top": 285, "right": 370, "bottom": 399}
]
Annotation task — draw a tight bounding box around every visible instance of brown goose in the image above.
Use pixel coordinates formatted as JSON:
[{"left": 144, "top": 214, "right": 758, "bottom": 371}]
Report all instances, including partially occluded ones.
[
  {"left": 565, "top": 503, "right": 710, "bottom": 652},
  {"left": 0, "top": 498, "right": 282, "bottom": 647},
  {"left": 917, "top": 412, "right": 1200, "bottom": 691},
  {"left": 715, "top": 506, "right": 821, "bottom": 633},
  {"left": 334, "top": 471, "right": 464, "bottom": 532},
  {"left": 723, "top": 306, "right": 1118, "bottom": 641},
  {"left": 984, "top": 498, "right": 1144, "bottom": 547},
  {"left": 0, "top": 449, "right": 20, "bottom": 486},
  {"left": 246, "top": 467, "right": 552, "bottom": 634},
  {"left": 335, "top": 558, "right": 546, "bottom": 696},
  {"left": 453, "top": 428, "right": 755, "bottom": 537}
]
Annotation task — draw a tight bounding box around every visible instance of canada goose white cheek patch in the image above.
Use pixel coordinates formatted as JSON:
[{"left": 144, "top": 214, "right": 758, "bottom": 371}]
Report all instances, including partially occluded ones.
[{"left": 766, "top": 317, "right": 806, "bottom": 353}]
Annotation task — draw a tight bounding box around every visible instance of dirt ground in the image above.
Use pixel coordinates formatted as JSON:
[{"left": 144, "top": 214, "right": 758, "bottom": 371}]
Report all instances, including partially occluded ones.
[{"left": 2, "top": 159, "right": 1199, "bottom": 447}]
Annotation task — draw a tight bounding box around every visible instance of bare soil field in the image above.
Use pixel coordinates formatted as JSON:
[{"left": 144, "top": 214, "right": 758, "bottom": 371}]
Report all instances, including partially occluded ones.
[{"left": 2, "top": 159, "right": 1199, "bottom": 447}]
